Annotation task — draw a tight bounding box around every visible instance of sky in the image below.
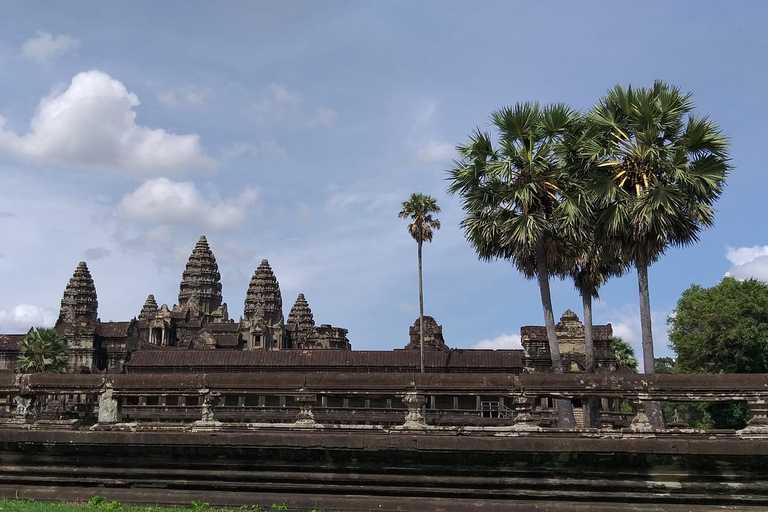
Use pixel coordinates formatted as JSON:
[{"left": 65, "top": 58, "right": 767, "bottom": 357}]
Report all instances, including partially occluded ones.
[{"left": 1, "top": 2, "right": 767, "bottom": 365}]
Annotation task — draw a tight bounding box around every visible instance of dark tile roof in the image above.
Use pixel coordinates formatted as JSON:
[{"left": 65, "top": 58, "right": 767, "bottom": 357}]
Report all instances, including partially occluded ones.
[
  {"left": 126, "top": 349, "right": 523, "bottom": 373},
  {"left": 95, "top": 321, "right": 131, "bottom": 338},
  {"left": 0, "top": 334, "right": 24, "bottom": 351}
]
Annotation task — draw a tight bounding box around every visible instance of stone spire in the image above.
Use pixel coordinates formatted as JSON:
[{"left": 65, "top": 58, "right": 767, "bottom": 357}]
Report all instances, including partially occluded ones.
[
  {"left": 138, "top": 294, "right": 158, "bottom": 321},
  {"left": 241, "top": 259, "right": 285, "bottom": 350},
  {"left": 287, "top": 293, "right": 315, "bottom": 348},
  {"left": 178, "top": 236, "right": 223, "bottom": 315},
  {"left": 243, "top": 259, "right": 283, "bottom": 321},
  {"left": 58, "top": 261, "right": 98, "bottom": 324}
]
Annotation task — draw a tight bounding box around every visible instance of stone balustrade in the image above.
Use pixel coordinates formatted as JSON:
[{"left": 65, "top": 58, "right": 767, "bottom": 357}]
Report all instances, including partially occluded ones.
[{"left": 1, "top": 371, "right": 767, "bottom": 436}]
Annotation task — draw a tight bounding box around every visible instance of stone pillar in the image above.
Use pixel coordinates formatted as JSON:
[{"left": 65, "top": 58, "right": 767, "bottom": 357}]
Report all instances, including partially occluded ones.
[
  {"left": 97, "top": 384, "right": 121, "bottom": 424},
  {"left": 294, "top": 393, "right": 317, "bottom": 426},
  {"left": 199, "top": 389, "right": 220, "bottom": 424},
  {"left": 401, "top": 391, "right": 426, "bottom": 429},
  {"left": 628, "top": 398, "right": 654, "bottom": 432},
  {"left": 511, "top": 395, "right": 540, "bottom": 432},
  {"left": 738, "top": 398, "right": 768, "bottom": 437}
]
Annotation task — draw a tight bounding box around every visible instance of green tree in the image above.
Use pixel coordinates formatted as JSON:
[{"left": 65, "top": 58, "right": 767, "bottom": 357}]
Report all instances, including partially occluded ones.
[
  {"left": 611, "top": 336, "right": 638, "bottom": 372},
  {"left": 669, "top": 277, "right": 768, "bottom": 373},
  {"left": 16, "top": 327, "right": 68, "bottom": 373},
  {"left": 448, "top": 102, "right": 583, "bottom": 428},
  {"left": 654, "top": 357, "right": 675, "bottom": 374},
  {"left": 398, "top": 193, "right": 441, "bottom": 374},
  {"left": 583, "top": 82, "right": 730, "bottom": 427},
  {"left": 667, "top": 277, "right": 768, "bottom": 429}
]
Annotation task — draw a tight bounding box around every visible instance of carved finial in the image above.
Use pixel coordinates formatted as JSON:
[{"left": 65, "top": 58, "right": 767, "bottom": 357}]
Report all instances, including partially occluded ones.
[
  {"left": 178, "top": 235, "right": 222, "bottom": 314},
  {"left": 405, "top": 316, "right": 449, "bottom": 351},
  {"left": 58, "top": 261, "right": 98, "bottom": 324},
  {"left": 243, "top": 259, "right": 283, "bottom": 322},
  {"left": 287, "top": 293, "right": 315, "bottom": 348},
  {"left": 139, "top": 294, "right": 159, "bottom": 321}
]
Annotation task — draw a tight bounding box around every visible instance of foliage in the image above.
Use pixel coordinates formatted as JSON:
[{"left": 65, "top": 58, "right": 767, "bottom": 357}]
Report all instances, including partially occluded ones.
[
  {"left": 583, "top": 81, "right": 730, "bottom": 377},
  {"left": 669, "top": 277, "right": 768, "bottom": 373},
  {"left": 16, "top": 327, "right": 68, "bottom": 373},
  {"left": 654, "top": 357, "right": 675, "bottom": 374},
  {"left": 398, "top": 193, "right": 441, "bottom": 244},
  {"left": 610, "top": 337, "right": 638, "bottom": 372}
]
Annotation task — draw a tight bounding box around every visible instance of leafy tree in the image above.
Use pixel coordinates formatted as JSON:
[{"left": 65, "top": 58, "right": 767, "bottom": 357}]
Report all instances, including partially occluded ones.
[
  {"left": 611, "top": 336, "right": 638, "bottom": 372},
  {"left": 584, "top": 81, "right": 730, "bottom": 379},
  {"left": 669, "top": 277, "right": 768, "bottom": 373},
  {"left": 448, "top": 102, "right": 584, "bottom": 428},
  {"left": 654, "top": 357, "right": 675, "bottom": 374},
  {"left": 583, "top": 82, "right": 730, "bottom": 427},
  {"left": 398, "top": 193, "right": 441, "bottom": 373},
  {"left": 16, "top": 327, "right": 68, "bottom": 373}
]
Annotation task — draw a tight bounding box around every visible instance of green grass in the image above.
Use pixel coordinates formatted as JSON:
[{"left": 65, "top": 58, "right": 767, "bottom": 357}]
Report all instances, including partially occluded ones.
[{"left": 0, "top": 499, "right": 338, "bottom": 512}]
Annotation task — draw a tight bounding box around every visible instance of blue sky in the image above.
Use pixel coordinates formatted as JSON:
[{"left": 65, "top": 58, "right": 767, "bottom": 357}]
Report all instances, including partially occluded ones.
[{"left": 1, "top": 2, "right": 766, "bottom": 364}]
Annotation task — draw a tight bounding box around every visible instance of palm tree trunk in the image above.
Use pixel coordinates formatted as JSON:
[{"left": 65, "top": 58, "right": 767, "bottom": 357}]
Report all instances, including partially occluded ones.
[
  {"left": 418, "top": 238, "right": 424, "bottom": 374},
  {"left": 535, "top": 238, "right": 576, "bottom": 428},
  {"left": 581, "top": 290, "right": 601, "bottom": 428},
  {"left": 636, "top": 260, "right": 664, "bottom": 428}
]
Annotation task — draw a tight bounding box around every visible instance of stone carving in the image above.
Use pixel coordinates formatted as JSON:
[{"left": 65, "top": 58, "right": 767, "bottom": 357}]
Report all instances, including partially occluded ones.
[
  {"left": 405, "top": 316, "right": 449, "bottom": 351},
  {"left": 401, "top": 391, "right": 426, "bottom": 428},
  {"left": 59, "top": 261, "right": 98, "bottom": 325},
  {"left": 511, "top": 395, "right": 541, "bottom": 432},
  {"left": 294, "top": 392, "right": 317, "bottom": 425},
  {"left": 138, "top": 294, "right": 158, "bottom": 321},
  {"left": 737, "top": 399, "right": 768, "bottom": 437},
  {"left": 177, "top": 236, "right": 225, "bottom": 317},
  {"left": 241, "top": 259, "right": 285, "bottom": 350},
  {"left": 199, "top": 389, "right": 220, "bottom": 423},
  {"left": 98, "top": 384, "right": 120, "bottom": 424},
  {"left": 286, "top": 294, "right": 316, "bottom": 349}
]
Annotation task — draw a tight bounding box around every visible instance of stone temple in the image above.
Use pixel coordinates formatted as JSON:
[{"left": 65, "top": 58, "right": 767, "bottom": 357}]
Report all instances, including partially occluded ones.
[{"left": 0, "top": 235, "right": 619, "bottom": 375}]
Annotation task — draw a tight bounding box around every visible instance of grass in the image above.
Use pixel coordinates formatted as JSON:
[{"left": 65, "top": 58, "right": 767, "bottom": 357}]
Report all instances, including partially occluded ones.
[{"left": 0, "top": 499, "right": 338, "bottom": 512}]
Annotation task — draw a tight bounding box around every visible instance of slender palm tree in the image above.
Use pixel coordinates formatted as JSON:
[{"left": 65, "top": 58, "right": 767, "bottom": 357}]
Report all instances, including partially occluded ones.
[
  {"left": 583, "top": 82, "right": 730, "bottom": 426},
  {"left": 448, "top": 102, "right": 584, "bottom": 428},
  {"left": 16, "top": 327, "right": 68, "bottom": 373},
  {"left": 398, "top": 193, "right": 441, "bottom": 373}
]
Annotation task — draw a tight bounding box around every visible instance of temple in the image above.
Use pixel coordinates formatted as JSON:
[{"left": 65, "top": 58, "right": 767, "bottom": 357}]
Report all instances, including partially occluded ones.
[{"left": 0, "top": 235, "right": 617, "bottom": 376}]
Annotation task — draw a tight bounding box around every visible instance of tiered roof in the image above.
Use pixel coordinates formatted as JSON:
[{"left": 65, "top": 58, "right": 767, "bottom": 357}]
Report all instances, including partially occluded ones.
[
  {"left": 59, "top": 261, "right": 98, "bottom": 323},
  {"left": 243, "top": 259, "right": 282, "bottom": 322},
  {"left": 178, "top": 236, "right": 223, "bottom": 314}
]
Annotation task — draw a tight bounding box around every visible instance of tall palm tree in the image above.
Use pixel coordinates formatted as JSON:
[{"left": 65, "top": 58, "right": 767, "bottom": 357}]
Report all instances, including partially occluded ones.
[
  {"left": 16, "top": 327, "right": 68, "bottom": 373},
  {"left": 583, "top": 81, "right": 730, "bottom": 426},
  {"left": 398, "top": 193, "right": 441, "bottom": 373},
  {"left": 448, "top": 102, "right": 584, "bottom": 428}
]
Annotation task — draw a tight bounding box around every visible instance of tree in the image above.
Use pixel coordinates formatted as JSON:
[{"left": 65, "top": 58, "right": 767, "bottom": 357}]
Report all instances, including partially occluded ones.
[
  {"left": 398, "top": 193, "right": 441, "bottom": 374},
  {"left": 447, "top": 102, "right": 584, "bottom": 428},
  {"left": 669, "top": 277, "right": 768, "bottom": 374},
  {"left": 16, "top": 327, "right": 68, "bottom": 373},
  {"left": 583, "top": 82, "right": 730, "bottom": 427},
  {"left": 611, "top": 336, "right": 638, "bottom": 372}
]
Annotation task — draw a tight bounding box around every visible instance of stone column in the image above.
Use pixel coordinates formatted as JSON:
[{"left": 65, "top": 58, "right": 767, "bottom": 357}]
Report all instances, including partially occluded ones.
[
  {"left": 401, "top": 390, "right": 426, "bottom": 429},
  {"left": 294, "top": 393, "right": 317, "bottom": 426},
  {"left": 738, "top": 397, "right": 768, "bottom": 437},
  {"left": 199, "top": 389, "right": 220, "bottom": 424},
  {"left": 97, "top": 384, "right": 121, "bottom": 424},
  {"left": 511, "top": 395, "right": 540, "bottom": 432}
]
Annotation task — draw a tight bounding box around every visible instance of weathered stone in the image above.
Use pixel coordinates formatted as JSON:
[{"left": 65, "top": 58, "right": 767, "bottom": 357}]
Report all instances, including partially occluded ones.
[
  {"left": 177, "top": 236, "right": 225, "bottom": 316},
  {"left": 138, "top": 294, "right": 158, "bottom": 321},
  {"left": 58, "top": 262, "right": 98, "bottom": 325},
  {"left": 400, "top": 391, "right": 426, "bottom": 428},
  {"left": 405, "top": 316, "right": 449, "bottom": 351},
  {"left": 97, "top": 384, "right": 120, "bottom": 424},
  {"left": 241, "top": 259, "right": 285, "bottom": 350},
  {"left": 286, "top": 294, "right": 316, "bottom": 349}
]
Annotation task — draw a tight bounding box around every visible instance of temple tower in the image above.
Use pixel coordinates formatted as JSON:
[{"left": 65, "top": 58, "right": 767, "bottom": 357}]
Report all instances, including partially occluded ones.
[
  {"left": 178, "top": 236, "right": 224, "bottom": 316},
  {"left": 58, "top": 262, "right": 98, "bottom": 325},
  {"left": 138, "top": 294, "right": 158, "bottom": 321},
  {"left": 241, "top": 259, "right": 285, "bottom": 350},
  {"left": 286, "top": 293, "right": 315, "bottom": 349},
  {"left": 57, "top": 262, "right": 99, "bottom": 372}
]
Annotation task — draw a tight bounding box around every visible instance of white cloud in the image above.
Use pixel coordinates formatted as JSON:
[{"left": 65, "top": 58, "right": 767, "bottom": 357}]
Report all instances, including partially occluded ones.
[
  {"left": 219, "top": 139, "right": 288, "bottom": 162},
  {"left": 0, "top": 70, "right": 216, "bottom": 177},
  {"left": 725, "top": 245, "right": 768, "bottom": 282},
  {"left": 157, "top": 85, "right": 215, "bottom": 108},
  {"left": 0, "top": 304, "right": 57, "bottom": 332},
  {"left": 414, "top": 140, "right": 456, "bottom": 164},
  {"left": 473, "top": 333, "right": 522, "bottom": 350},
  {"left": 117, "top": 177, "right": 259, "bottom": 231},
  {"left": 20, "top": 31, "right": 79, "bottom": 64},
  {"left": 309, "top": 106, "right": 337, "bottom": 127},
  {"left": 251, "top": 83, "right": 303, "bottom": 122},
  {"left": 606, "top": 304, "right": 672, "bottom": 369}
]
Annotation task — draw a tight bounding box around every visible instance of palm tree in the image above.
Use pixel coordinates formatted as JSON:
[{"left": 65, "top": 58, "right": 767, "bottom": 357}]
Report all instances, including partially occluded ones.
[
  {"left": 398, "top": 193, "right": 441, "bottom": 373},
  {"left": 16, "top": 327, "right": 68, "bottom": 373},
  {"left": 447, "top": 102, "right": 584, "bottom": 428},
  {"left": 583, "top": 82, "right": 730, "bottom": 426}
]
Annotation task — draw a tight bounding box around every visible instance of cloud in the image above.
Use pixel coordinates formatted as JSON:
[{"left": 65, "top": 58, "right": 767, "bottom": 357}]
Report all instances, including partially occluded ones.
[
  {"left": 157, "top": 85, "right": 215, "bottom": 108},
  {"left": 725, "top": 245, "right": 768, "bottom": 282},
  {"left": 219, "top": 139, "right": 288, "bottom": 163},
  {"left": 250, "top": 83, "right": 303, "bottom": 122},
  {"left": 117, "top": 177, "right": 259, "bottom": 231},
  {"left": 605, "top": 304, "right": 672, "bottom": 367},
  {"left": 84, "top": 247, "right": 111, "bottom": 261},
  {"left": 0, "top": 70, "right": 216, "bottom": 177},
  {"left": 0, "top": 304, "right": 57, "bottom": 332},
  {"left": 414, "top": 140, "right": 456, "bottom": 164},
  {"left": 20, "top": 31, "right": 79, "bottom": 64},
  {"left": 473, "top": 333, "right": 522, "bottom": 350},
  {"left": 309, "top": 107, "right": 337, "bottom": 127}
]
